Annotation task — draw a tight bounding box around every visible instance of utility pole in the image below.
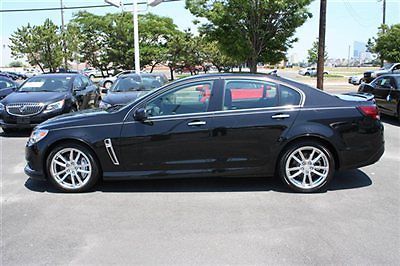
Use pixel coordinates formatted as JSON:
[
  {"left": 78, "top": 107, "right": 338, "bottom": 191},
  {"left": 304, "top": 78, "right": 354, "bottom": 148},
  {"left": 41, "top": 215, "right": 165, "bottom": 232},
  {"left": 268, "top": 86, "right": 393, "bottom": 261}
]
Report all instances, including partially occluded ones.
[
  {"left": 382, "top": 0, "right": 386, "bottom": 25},
  {"left": 133, "top": 0, "right": 140, "bottom": 74},
  {"left": 60, "top": 0, "right": 68, "bottom": 70},
  {"left": 316, "top": 0, "right": 327, "bottom": 90},
  {"left": 347, "top": 45, "right": 351, "bottom": 68}
]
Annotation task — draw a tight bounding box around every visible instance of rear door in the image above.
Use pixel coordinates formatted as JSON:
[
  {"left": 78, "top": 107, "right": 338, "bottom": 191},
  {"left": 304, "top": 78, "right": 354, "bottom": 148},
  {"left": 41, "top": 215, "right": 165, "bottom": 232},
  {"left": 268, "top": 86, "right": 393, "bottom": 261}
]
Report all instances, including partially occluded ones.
[{"left": 208, "top": 78, "right": 302, "bottom": 175}]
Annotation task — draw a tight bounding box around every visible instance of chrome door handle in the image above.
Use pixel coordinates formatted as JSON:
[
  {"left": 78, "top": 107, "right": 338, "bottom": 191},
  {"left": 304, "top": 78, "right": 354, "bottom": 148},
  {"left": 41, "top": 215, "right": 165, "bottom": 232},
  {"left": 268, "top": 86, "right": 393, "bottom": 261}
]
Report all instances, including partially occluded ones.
[
  {"left": 271, "top": 114, "right": 290, "bottom": 119},
  {"left": 187, "top": 121, "right": 206, "bottom": 126}
]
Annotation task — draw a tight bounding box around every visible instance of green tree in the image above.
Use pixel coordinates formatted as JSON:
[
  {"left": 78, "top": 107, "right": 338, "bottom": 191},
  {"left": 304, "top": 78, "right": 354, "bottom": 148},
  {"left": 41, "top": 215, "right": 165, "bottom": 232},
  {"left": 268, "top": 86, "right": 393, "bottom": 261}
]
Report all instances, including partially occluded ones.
[
  {"left": 186, "top": 0, "right": 312, "bottom": 73},
  {"left": 9, "top": 19, "right": 65, "bottom": 72},
  {"left": 368, "top": 24, "right": 400, "bottom": 63},
  {"left": 307, "top": 39, "right": 328, "bottom": 65}
]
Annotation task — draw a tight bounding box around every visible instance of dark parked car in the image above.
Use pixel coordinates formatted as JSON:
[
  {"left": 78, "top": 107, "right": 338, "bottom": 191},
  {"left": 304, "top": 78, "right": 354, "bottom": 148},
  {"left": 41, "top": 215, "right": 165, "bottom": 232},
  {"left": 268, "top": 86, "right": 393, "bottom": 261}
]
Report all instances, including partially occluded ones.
[
  {"left": 25, "top": 74, "right": 384, "bottom": 193},
  {"left": 363, "top": 63, "right": 400, "bottom": 83},
  {"left": 0, "top": 77, "right": 19, "bottom": 100},
  {"left": 99, "top": 73, "right": 167, "bottom": 108},
  {"left": 358, "top": 74, "right": 400, "bottom": 120},
  {"left": 0, "top": 73, "right": 100, "bottom": 132}
]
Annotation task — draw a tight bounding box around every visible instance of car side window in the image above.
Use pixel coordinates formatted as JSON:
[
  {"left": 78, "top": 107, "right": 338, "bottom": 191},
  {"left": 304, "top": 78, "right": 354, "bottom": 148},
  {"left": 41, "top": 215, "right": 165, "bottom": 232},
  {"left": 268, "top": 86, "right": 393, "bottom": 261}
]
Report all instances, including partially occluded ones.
[
  {"left": 392, "top": 64, "right": 400, "bottom": 73},
  {"left": 378, "top": 77, "right": 392, "bottom": 88},
  {"left": 223, "top": 80, "right": 278, "bottom": 110},
  {"left": 73, "top": 77, "right": 83, "bottom": 89},
  {"left": 81, "top": 76, "right": 91, "bottom": 86},
  {"left": 279, "top": 85, "right": 301, "bottom": 106},
  {"left": 0, "top": 79, "right": 14, "bottom": 89},
  {"left": 145, "top": 81, "right": 214, "bottom": 117}
]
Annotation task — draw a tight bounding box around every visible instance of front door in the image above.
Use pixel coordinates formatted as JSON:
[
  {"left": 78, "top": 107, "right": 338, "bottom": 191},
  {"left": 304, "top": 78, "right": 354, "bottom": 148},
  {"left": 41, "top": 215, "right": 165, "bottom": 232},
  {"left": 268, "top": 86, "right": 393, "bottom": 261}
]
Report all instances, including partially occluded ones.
[
  {"left": 119, "top": 79, "right": 220, "bottom": 176},
  {"left": 373, "top": 76, "right": 396, "bottom": 114}
]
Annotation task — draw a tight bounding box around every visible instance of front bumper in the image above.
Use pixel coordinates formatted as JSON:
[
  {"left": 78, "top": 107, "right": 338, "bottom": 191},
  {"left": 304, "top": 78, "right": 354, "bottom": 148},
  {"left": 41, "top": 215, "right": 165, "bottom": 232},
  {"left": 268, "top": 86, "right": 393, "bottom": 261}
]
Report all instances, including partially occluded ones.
[
  {"left": 0, "top": 109, "right": 64, "bottom": 129},
  {"left": 25, "top": 141, "right": 47, "bottom": 181}
]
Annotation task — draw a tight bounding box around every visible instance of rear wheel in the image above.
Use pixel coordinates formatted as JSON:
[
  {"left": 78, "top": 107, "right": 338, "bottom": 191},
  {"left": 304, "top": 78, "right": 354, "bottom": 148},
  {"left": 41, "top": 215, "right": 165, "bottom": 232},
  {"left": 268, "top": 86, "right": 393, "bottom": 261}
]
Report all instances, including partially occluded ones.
[
  {"left": 279, "top": 141, "right": 335, "bottom": 193},
  {"left": 46, "top": 143, "right": 100, "bottom": 192}
]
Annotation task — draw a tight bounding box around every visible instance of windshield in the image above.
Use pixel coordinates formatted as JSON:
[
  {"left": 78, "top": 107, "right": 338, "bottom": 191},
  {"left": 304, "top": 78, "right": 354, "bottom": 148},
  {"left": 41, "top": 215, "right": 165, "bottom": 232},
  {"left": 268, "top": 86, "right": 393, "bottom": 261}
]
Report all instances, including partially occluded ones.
[
  {"left": 110, "top": 75, "right": 164, "bottom": 92},
  {"left": 18, "top": 76, "right": 72, "bottom": 92},
  {"left": 381, "top": 63, "right": 394, "bottom": 70}
]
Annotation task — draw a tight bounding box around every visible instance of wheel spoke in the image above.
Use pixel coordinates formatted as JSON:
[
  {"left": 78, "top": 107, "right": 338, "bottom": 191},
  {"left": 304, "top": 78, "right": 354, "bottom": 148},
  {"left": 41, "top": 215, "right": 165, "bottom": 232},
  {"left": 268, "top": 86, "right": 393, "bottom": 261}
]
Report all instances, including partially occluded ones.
[
  {"left": 74, "top": 152, "right": 81, "bottom": 163},
  {"left": 292, "top": 155, "right": 302, "bottom": 164},
  {"left": 312, "top": 169, "right": 326, "bottom": 178},
  {"left": 309, "top": 149, "right": 316, "bottom": 161},
  {"left": 302, "top": 173, "right": 307, "bottom": 185},
  {"left": 77, "top": 169, "right": 90, "bottom": 174},
  {"left": 314, "top": 165, "right": 328, "bottom": 170},
  {"left": 74, "top": 173, "right": 83, "bottom": 184},
  {"left": 58, "top": 155, "right": 68, "bottom": 163},
  {"left": 312, "top": 154, "right": 323, "bottom": 164},
  {"left": 71, "top": 173, "right": 76, "bottom": 187},
  {"left": 56, "top": 168, "right": 67, "bottom": 176},
  {"left": 54, "top": 160, "right": 66, "bottom": 168},
  {"left": 59, "top": 172, "right": 70, "bottom": 182},
  {"left": 298, "top": 150, "right": 306, "bottom": 161},
  {"left": 307, "top": 173, "right": 313, "bottom": 184},
  {"left": 289, "top": 170, "right": 302, "bottom": 179},
  {"left": 69, "top": 150, "right": 74, "bottom": 161},
  {"left": 288, "top": 166, "right": 301, "bottom": 171}
]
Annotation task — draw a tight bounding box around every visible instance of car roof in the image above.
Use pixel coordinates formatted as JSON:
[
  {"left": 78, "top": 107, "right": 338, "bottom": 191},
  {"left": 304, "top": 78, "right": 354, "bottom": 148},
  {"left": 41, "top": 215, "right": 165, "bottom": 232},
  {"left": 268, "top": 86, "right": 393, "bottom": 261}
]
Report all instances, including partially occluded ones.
[{"left": 33, "top": 73, "right": 78, "bottom": 78}]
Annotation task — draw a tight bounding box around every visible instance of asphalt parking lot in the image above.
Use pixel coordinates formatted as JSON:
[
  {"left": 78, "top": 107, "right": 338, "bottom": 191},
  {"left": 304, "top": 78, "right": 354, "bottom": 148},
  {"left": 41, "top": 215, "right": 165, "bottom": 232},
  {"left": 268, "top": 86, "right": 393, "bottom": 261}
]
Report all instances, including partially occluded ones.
[{"left": 1, "top": 112, "right": 399, "bottom": 265}]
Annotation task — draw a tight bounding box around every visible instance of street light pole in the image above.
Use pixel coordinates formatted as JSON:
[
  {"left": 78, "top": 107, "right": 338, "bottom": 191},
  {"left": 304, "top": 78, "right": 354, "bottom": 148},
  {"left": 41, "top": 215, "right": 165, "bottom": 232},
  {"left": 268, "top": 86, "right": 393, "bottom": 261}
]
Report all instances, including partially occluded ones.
[{"left": 133, "top": 0, "right": 140, "bottom": 74}]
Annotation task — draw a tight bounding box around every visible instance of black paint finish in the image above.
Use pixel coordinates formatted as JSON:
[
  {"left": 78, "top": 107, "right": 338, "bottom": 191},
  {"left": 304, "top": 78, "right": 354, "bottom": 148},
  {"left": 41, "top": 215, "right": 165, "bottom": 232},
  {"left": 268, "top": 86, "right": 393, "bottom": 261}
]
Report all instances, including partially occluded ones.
[{"left": 25, "top": 74, "right": 385, "bottom": 182}]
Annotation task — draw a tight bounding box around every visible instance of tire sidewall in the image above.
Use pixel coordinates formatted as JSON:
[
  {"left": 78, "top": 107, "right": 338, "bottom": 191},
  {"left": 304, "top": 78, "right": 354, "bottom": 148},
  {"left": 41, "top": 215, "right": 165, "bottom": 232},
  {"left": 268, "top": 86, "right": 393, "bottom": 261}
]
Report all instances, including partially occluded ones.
[
  {"left": 279, "top": 141, "right": 335, "bottom": 193},
  {"left": 46, "top": 142, "right": 100, "bottom": 192}
]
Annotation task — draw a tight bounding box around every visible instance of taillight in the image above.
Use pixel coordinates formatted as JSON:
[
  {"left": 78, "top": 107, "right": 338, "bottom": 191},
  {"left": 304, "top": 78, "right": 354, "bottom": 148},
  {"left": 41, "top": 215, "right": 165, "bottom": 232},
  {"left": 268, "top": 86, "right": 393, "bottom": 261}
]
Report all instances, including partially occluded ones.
[{"left": 357, "top": 105, "right": 380, "bottom": 120}]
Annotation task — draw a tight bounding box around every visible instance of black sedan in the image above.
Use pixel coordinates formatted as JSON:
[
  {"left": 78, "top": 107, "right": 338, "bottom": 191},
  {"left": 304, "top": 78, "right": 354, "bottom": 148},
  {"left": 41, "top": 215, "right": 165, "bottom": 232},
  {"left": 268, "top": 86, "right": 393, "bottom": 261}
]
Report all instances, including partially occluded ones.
[
  {"left": 99, "top": 73, "right": 167, "bottom": 108},
  {"left": 0, "top": 73, "right": 100, "bottom": 132},
  {"left": 0, "top": 76, "right": 19, "bottom": 100},
  {"left": 25, "top": 74, "right": 384, "bottom": 193},
  {"left": 358, "top": 74, "right": 400, "bottom": 120}
]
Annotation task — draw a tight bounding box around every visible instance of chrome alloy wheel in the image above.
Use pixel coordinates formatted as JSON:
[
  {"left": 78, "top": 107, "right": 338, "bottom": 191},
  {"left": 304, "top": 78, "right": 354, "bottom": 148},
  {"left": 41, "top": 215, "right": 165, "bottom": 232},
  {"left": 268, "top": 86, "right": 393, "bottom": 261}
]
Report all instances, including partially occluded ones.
[
  {"left": 285, "top": 146, "right": 329, "bottom": 190},
  {"left": 50, "top": 148, "right": 92, "bottom": 189}
]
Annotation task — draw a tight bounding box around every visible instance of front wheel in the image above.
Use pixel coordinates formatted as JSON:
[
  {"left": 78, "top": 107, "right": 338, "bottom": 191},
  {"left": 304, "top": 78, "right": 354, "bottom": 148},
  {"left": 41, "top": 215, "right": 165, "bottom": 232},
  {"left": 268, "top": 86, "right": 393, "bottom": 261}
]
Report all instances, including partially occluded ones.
[
  {"left": 279, "top": 141, "right": 335, "bottom": 193},
  {"left": 46, "top": 143, "right": 100, "bottom": 192}
]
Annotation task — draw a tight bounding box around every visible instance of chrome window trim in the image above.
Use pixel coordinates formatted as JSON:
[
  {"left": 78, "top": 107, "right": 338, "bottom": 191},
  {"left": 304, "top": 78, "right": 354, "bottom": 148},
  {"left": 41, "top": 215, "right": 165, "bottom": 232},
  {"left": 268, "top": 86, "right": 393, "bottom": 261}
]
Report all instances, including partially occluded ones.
[{"left": 123, "top": 76, "right": 306, "bottom": 122}]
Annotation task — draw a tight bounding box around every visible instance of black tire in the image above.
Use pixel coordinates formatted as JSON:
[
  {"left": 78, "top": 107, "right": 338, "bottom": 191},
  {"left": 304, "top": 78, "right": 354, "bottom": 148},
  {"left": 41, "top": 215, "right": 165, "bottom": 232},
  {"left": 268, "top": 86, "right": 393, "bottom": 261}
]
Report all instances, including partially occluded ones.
[
  {"left": 89, "top": 74, "right": 95, "bottom": 80},
  {"left": 305, "top": 72, "right": 310, "bottom": 76},
  {"left": 278, "top": 140, "right": 335, "bottom": 193},
  {"left": 46, "top": 142, "right": 100, "bottom": 192}
]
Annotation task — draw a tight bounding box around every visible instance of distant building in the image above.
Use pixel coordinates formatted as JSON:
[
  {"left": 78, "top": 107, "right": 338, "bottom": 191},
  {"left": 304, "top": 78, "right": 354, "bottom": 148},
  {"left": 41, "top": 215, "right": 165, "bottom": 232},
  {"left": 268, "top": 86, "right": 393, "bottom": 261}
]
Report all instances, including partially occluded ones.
[
  {"left": 1, "top": 38, "right": 12, "bottom": 67},
  {"left": 353, "top": 41, "right": 367, "bottom": 59}
]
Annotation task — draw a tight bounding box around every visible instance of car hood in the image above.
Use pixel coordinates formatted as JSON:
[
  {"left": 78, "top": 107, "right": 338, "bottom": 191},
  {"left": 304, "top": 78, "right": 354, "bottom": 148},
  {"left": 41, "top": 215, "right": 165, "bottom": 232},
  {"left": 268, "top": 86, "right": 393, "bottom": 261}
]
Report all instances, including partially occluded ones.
[
  {"left": 1, "top": 91, "right": 68, "bottom": 105},
  {"left": 38, "top": 108, "right": 115, "bottom": 130},
  {"left": 102, "top": 91, "right": 149, "bottom": 105}
]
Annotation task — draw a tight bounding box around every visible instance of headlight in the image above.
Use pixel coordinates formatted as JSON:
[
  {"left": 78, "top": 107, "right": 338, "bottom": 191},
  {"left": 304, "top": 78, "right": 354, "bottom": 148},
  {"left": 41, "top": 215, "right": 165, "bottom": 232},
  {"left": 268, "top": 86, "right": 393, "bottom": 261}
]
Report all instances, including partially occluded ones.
[
  {"left": 99, "top": 101, "right": 111, "bottom": 109},
  {"left": 44, "top": 99, "right": 65, "bottom": 113},
  {"left": 28, "top": 129, "right": 48, "bottom": 145}
]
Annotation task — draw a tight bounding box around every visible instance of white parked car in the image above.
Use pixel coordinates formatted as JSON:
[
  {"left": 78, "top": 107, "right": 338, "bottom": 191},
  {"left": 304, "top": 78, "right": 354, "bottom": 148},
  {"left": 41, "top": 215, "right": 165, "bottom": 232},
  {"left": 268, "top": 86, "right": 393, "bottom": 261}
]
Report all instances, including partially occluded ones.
[
  {"left": 82, "top": 68, "right": 106, "bottom": 79},
  {"left": 348, "top": 75, "right": 364, "bottom": 85},
  {"left": 298, "top": 67, "right": 328, "bottom": 76},
  {"left": 22, "top": 68, "right": 42, "bottom": 78},
  {"left": 98, "top": 70, "right": 136, "bottom": 89}
]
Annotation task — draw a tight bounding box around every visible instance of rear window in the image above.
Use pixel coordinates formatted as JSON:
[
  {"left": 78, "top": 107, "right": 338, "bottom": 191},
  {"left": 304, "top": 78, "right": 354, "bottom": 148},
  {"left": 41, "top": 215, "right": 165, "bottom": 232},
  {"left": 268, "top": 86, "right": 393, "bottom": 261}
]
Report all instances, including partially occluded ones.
[{"left": 279, "top": 85, "right": 301, "bottom": 106}]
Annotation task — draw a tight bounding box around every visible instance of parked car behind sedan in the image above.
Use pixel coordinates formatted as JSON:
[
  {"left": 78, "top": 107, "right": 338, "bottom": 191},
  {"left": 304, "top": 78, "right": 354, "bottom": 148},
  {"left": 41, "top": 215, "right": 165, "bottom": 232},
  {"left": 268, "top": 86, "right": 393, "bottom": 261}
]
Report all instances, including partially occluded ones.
[
  {"left": 99, "top": 73, "right": 168, "bottom": 108},
  {"left": 363, "top": 63, "right": 400, "bottom": 83},
  {"left": 25, "top": 73, "right": 384, "bottom": 193},
  {"left": 298, "top": 67, "right": 328, "bottom": 76},
  {"left": 358, "top": 74, "right": 400, "bottom": 120},
  {"left": 98, "top": 70, "right": 136, "bottom": 89},
  {"left": 0, "top": 73, "right": 100, "bottom": 133},
  {"left": 0, "top": 77, "right": 19, "bottom": 100},
  {"left": 348, "top": 75, "right": 364, "bottom": 85}
]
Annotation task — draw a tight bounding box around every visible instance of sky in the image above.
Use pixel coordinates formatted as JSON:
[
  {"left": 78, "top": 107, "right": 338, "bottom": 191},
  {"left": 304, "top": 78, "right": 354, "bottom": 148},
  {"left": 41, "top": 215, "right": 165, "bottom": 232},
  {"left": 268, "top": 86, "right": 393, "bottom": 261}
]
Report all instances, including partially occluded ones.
[{"left": 1, "top": 0, "right": 400, "bottom": 62}]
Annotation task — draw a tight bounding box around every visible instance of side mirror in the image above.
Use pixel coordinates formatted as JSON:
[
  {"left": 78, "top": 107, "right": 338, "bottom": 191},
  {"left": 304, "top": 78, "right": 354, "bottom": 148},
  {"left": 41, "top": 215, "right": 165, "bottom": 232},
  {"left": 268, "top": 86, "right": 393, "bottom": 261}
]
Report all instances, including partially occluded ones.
[
  {"left": 134, "top": 108, "right": 148, "bottom": 121},
  {"left": 101, "top": 88, "right": 108, "bottom": 94},
  {"left": 73, "top": 85, "right": 83, "bottom": 91}
]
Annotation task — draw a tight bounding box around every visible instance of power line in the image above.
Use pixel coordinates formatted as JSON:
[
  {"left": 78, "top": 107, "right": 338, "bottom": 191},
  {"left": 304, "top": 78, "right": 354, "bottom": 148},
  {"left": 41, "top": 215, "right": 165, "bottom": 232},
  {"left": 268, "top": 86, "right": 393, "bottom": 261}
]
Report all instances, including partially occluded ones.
[{"left": 0, "top": 2, "right": 145, "bottom": 13}]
